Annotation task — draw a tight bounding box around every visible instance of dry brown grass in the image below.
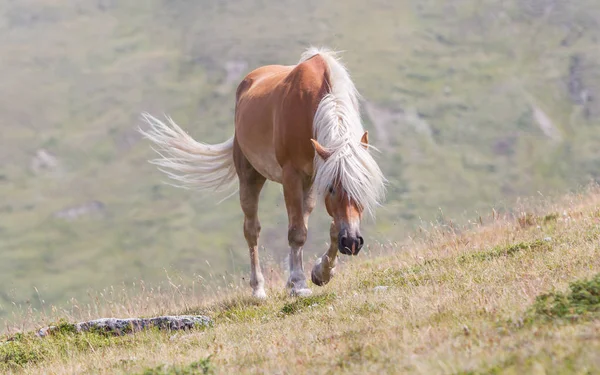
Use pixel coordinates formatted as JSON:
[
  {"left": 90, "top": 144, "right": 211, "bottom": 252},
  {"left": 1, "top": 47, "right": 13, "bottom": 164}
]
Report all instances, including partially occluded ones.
[{"left": 3, "top": 186, "right": 600, "bottom": 374}]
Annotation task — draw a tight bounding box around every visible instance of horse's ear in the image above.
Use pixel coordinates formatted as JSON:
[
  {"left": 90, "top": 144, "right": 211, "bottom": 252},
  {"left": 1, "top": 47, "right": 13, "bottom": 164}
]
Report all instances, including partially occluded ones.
[
  {"left": 310, "top": 139, "right": 332, "bottom": 160},
  {"left": 360, "top": 131, "right": 369, "bottom": 149}
]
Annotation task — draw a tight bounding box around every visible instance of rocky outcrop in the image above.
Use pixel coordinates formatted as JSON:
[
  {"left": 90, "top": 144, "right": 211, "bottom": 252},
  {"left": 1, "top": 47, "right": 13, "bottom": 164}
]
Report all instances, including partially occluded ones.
[
  {"left": 30, "top": 149, "right": 58, "bottom": 174},
  {"left": 567, "top": 54, "right": 596, "bottom": 119},
  {"left": 532, "top": 105, "right": 562, "bottom": 142},
  {"left": 53, "top": 201, "right": 105, "bottom": 220},
  {"left": 35, "top": 315, "right": 213, "bottom": 337}
]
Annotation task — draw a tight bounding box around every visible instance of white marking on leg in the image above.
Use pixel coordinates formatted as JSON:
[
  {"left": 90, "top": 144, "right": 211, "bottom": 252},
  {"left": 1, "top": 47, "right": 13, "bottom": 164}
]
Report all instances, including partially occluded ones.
[
  {"left": 249, "top": 246, "right": 266, "bottom": 299},
  {"left": 288, "top": 245, "right": 312, "bottom": 296}
]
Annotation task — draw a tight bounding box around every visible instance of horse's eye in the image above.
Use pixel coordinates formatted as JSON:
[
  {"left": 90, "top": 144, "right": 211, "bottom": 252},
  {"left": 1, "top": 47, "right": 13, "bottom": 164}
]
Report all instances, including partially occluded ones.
[{"left": 328, "top": 186, "right": 335, "bottom": 195}]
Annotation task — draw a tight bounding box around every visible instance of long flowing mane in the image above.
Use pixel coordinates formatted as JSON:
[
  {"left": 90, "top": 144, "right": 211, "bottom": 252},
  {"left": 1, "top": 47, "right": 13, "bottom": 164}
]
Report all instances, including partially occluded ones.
[{"left": 299, "top": 47, "right": 386, "bottom": 218}]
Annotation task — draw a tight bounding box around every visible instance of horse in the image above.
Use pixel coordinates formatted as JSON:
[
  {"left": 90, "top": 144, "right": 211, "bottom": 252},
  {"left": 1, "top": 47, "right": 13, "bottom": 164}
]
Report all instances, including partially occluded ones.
[{"left": 139, "top": 47, "right": 386, "bottom": 298}]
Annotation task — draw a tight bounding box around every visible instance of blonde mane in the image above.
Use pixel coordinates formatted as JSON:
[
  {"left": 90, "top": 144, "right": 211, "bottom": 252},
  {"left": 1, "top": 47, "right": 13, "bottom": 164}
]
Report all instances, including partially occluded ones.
[{"left": 299, "top": 47, "right": 386, "bottom": 218}]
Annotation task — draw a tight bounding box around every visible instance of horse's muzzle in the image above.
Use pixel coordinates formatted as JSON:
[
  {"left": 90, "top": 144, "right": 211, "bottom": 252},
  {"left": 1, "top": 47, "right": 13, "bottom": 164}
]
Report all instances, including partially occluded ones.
[{"left": 338, "top": 234, "right": 364, "bottom": 256}]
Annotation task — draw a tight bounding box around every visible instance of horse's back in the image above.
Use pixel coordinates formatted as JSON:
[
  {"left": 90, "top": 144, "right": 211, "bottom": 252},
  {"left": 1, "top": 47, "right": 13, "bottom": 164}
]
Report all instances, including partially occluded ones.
[{"left": 234, "top": 56, "right": 330, "bottom": 181}]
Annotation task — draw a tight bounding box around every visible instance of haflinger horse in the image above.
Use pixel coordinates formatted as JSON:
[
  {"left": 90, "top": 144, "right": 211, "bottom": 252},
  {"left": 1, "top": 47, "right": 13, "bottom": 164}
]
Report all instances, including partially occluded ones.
[{"left": 139, "top": 47, "right": 386, "bottom": 298}]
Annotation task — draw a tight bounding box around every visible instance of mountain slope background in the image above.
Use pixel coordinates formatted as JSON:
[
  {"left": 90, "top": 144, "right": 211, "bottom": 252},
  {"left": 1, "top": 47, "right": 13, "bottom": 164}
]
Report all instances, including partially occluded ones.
[{"left": 1, "top": 0, "right": 600, "bottom": 321}]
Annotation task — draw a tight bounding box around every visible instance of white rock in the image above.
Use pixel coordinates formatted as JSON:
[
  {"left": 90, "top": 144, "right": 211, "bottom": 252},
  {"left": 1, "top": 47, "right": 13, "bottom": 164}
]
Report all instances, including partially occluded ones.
[{"left": 373, "top": 285, "right": 389, "bottom": 292}]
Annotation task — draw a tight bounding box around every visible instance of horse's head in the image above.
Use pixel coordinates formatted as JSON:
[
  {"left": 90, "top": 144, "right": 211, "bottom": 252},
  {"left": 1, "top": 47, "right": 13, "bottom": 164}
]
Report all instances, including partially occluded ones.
[
  {"left": 311, "top": 132, "right": 370, "bottom": 256},
  {"left": 323, "top": 179, "right": 364, "bottom": 255}
]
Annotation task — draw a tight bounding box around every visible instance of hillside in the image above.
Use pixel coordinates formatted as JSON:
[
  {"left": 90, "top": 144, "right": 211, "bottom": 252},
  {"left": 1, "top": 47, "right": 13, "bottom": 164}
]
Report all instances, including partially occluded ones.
[
  {"left": 2, "top": 186, "right": 600, "bottom": 374},
  {"left": 2, "top": 0, "right": 600, "bottom": 321}
]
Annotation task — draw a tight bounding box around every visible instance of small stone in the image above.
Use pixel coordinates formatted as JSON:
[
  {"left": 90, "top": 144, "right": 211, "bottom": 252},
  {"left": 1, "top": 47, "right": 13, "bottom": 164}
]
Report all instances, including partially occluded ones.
[
  {"left": 543, "top": 237, "right": 552, "bottom": 242},
  {"left": 373, "top": 285, "right": 389, "bottom": 292},
  {"left": 36, "top": 326, "right": 53, "bottom": 337}
]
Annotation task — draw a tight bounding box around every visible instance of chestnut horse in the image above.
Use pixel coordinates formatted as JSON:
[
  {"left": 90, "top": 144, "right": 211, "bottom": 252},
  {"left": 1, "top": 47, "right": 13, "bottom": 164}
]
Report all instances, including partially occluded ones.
[{"left": 140, "top": 47, "right": 386, "bottom": 298}]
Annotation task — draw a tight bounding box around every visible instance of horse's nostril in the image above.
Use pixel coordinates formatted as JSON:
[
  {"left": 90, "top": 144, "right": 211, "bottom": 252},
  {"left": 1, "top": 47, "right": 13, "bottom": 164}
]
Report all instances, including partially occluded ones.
[
  {"left": 338, "top": 234, "right": 364, "bottom": 255},
  {"left": 338, "top": 235, "right": 354, "bottom": 255},
  {"left": 338, "top": 235, "right": 349, "bottom": 254}
]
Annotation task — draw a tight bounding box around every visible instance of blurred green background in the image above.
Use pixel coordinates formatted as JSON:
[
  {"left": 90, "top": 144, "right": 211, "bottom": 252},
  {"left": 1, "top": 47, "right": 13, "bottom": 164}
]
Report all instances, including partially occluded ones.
[{"left": 1, "top": 0, "right": 599, "bottom": 321}]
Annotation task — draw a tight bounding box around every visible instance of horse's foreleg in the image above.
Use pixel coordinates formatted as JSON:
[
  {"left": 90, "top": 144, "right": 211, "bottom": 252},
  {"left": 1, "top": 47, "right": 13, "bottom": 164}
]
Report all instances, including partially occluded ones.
[
  {"left": 282, "top": 166, "right": 312, "bottom": 297},
  {"left": 311, "top": 221, "right": 338, "bottom": 286}
]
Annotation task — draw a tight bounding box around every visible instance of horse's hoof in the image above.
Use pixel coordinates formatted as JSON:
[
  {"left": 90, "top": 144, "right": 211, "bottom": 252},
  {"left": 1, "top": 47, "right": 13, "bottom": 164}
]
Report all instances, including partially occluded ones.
[
  {"left": 311, "top": 269, "right": 327, "bottom": 286},
  {"left": 311, "top": 263, "right": 335, "bottom": 287},
  {"left": 252, "top": 289, "right": 267, "bottom": 300},
  {"left": 290, "top": 288, "right": 312, "bottom": 297}
]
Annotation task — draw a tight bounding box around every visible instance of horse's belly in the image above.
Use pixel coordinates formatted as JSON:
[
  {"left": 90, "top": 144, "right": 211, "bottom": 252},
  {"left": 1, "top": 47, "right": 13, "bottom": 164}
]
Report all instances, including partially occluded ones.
[{"left": 244, "top": 147, "right": 283, "bottom": 183}]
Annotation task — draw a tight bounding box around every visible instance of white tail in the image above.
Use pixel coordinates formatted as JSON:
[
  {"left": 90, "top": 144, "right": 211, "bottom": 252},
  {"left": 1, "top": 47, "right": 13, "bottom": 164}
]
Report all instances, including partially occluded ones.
[{"left": 138, "top": 113, "right": 237, "bottom": 193}]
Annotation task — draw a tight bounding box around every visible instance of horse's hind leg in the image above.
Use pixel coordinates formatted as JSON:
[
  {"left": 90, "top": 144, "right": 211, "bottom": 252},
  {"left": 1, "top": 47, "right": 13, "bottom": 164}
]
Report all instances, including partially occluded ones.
[{"left": 233, "top": 139, "right": 267, "bottom": 299}]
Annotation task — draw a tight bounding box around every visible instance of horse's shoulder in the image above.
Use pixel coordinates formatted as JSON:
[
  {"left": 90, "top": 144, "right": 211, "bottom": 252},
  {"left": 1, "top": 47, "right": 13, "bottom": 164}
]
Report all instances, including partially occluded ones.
[{"left": 285, "top": 54, "right": 330, "bottom": 94}]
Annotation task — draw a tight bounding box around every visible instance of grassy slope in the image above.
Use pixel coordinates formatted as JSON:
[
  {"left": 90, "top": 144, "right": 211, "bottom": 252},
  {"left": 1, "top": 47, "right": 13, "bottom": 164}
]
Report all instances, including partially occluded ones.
[
  {"left": 1, "top": 0, "right": 600, "bottom": 321},
  {"left": 2, "top": 187, "right": 600, "bottom": 374}
]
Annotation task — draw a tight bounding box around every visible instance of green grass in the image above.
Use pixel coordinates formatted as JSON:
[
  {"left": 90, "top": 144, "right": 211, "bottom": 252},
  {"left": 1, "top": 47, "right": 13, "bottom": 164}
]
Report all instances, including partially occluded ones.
[
  {"left": 2, "top": 190, "right": 600, "bottom": 373},
  {"left": 209, "top": 297, "right": 273, "bottom": 324},
  {"left": 528, "top": 273, "right": 600, "bottom": 323},
  {"left": 138, "top": 356, "right": 215, "bottom": 375},
  {"left": 457, "top": 240, "right": 551, "bottom": 263},
  {"left": 1, "top": 327, "right": 127, "bottom": 370},
  {"left": 280, "top": 293, "right": 337, "bottom": 316}
]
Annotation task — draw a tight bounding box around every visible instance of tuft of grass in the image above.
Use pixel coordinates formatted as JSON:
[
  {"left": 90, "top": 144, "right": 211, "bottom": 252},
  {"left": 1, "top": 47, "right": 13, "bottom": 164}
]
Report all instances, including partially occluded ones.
[
  {"left": 336, "top": 343, "right": 380, "bottom": 370},
  {"left": 0, "top": 339, "right": 42, "bottom": 370},
  {"left": 361, "top": 239, "right": 551, "bottom": 289},
  {"left": 189, "top": 295, "right": 272, "bottom": 324},
  {"left": 353, "top": 301, "right": 388, "bottom": 316},
  {"left": 360, "top": 266, "right": 429, "bottom": 289},
  {"left": 517, "top": 212, "right": 538, "bottom": 229},
  {"left": 517, "top": 212, "right": 561, "bottom": 229},
  {"left": 0, "top": 329, "right": 119, "bottom": 370},
  {"left": 139, "top": 356, "right": 215, "bottom": 375},
  {"left": 215, "top": 304, "right": 272, "bottom": 324},
  {"left": 454, "top": 351, "right": 588, "bottom": 375},
  {"left": 54, "top": 320, "right": 78, "bottom": 335},
  {"left": 542, "top": 213, "right": 560, "bottom": 224},
  {"left": 458, "top": 240, "right": 550, "bottom": 263},
  {"left": 527, "top": 273, "right": 600, "bottom": 323},
  {"left": 280, "top": 293, "right": 336, "bottom": 315}
]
